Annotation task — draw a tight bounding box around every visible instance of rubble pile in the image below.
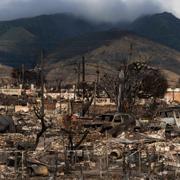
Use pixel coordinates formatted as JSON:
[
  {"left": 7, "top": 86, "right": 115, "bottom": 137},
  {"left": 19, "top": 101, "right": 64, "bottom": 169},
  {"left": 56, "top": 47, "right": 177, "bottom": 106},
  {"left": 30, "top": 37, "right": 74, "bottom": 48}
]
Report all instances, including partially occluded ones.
[
  {"left": 0, "top": 165, "right": 16, "bottom": 179},
  {"left": 0, "top": 133, "right": 34, "bottom": 149},
  {"left": 13, "top": 112, "right": 42, "bottom": 134},
  {"left": 0, "top": 108, "right": 179, "bottom": 179},
  {"left": 83, "top": 129, "right": 179, "bottom": 179}
]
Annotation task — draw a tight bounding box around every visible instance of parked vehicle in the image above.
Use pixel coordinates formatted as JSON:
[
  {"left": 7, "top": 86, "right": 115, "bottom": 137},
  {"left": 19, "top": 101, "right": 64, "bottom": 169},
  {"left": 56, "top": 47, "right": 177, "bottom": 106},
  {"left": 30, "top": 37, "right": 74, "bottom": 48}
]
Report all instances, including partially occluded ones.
[
  {"left": 135, "top": 106, "right": 180, "bottom": 134},
  {"left": 156, "top": 107, "right": 179, "bottom": 126},
  {"left": 82, "top": 113, "right": 135, "bottom": 137},
  {"left": 155, "top": 106, "right": 180, "bottom": 135}
]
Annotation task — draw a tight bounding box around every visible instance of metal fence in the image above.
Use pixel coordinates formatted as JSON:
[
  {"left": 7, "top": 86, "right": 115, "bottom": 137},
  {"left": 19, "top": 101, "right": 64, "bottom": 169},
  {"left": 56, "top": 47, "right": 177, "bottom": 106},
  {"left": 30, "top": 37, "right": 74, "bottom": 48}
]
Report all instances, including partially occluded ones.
[{"left": 0, "top": 144, "right": 179, "bottom": 179}]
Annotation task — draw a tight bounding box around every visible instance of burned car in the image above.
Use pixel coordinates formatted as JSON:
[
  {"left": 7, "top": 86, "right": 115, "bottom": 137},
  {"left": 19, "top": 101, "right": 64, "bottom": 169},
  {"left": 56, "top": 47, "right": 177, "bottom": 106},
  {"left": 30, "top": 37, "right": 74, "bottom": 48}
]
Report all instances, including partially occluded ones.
[
  {"left": 135, "top": 106, "right": 180, "bottom": 135},
  {"left": 83, "top": 113, "right": 135, "bottom": 137},
  {"left": 155, "top": 106, "right": 180, "bottom": 136}
]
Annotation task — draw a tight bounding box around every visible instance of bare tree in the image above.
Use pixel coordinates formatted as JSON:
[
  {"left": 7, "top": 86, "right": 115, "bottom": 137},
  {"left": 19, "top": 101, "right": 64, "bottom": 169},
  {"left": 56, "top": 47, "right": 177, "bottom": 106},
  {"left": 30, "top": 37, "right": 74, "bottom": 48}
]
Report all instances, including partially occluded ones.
[
  {"left": 33, "top": 50, "right": 47, "bottom": 149},
  {"left": 61, "top": 115, "right": 89, "bottom": 170},
  {"left": 78, "top": 82, "right": 95, "bottom": 116},
  {"left": 100, "top": 61, "right": 168, "bottom": 113}
]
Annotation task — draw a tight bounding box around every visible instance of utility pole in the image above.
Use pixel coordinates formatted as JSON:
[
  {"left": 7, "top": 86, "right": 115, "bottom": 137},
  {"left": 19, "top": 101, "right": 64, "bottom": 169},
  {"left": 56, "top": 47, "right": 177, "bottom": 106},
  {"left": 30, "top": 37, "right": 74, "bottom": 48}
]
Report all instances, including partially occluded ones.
[
  {"left": 93, "top": 81, "right": 97, "bottom": 117},
  {"left": 21, "top": 64, "right": 25, "bottom": 88},
  {"left": 129, "top": 43, "right": 133, "bottom": 62},
  {"left": 81, "top": 56, "right": 86, "bottom": 117},
  {"left": 77, "top": 62, "right": 81, "bottom": 96},
  {"left": 96, "top": 64, "right": 100, "bottom": 86},
  {"left": 82, "top": 56, "right": 85, "bottom": 101},
  {"left": 40, "top": 50, "right": 45, "bottom": 120},
  {"left": 59, "top": 80, "right": 62, "bottom": 113},
  {"left": 74, "top": 62, "right": 81, "bottom": 97},
  {"left": 82, "top": 56, "right": 85, "bottom": 80}
]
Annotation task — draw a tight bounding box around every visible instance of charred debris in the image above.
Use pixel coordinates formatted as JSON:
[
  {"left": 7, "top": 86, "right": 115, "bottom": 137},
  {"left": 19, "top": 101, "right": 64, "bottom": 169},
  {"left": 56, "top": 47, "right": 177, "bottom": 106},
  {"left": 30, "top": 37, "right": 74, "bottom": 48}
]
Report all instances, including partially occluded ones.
[{"left": 0, "top": 52, "right": 179, "bottom": 179}]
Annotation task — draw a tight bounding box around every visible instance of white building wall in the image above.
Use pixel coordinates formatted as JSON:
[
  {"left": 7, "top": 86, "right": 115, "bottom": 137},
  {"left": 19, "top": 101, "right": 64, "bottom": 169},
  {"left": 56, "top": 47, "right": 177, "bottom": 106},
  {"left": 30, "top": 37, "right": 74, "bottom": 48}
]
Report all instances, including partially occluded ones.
[{"left": 0, "top": 88, "right": 22, "bottom": 96}]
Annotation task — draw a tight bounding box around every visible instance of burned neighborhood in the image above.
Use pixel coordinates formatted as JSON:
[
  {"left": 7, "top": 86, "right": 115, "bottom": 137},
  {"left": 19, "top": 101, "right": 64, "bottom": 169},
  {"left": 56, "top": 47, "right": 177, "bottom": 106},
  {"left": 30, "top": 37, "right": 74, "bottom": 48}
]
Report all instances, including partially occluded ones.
[
  {"left": 0, "top": 1, "right": 180, "bottom": 179},
  {"left": 0, "top": 55, "right": 179, "bottom": 179}
]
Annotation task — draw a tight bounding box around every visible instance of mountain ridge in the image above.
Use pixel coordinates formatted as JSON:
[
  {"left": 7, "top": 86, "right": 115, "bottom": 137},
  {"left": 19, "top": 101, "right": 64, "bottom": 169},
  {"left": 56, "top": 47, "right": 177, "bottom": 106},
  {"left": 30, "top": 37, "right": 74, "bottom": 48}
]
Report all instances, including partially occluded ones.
[
  {"left": 45, "top": 30, "right": 180, "bottom": 86},
  {"left": 0, "top": 13, "right": 112, "bottom": 67},
  {"left": 130, "top": 12, "right": 180, "bottom": 50},
  {"left": 0, "top": 12, "right": 179, "bottom": 87}
]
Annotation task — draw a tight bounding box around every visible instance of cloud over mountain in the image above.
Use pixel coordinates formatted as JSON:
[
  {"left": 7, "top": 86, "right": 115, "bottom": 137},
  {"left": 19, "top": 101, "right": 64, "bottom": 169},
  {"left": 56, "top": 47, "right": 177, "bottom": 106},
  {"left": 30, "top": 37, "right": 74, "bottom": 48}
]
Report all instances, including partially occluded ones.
[{"left": 0, "top": 0, "right": 179, "bottom": 22}]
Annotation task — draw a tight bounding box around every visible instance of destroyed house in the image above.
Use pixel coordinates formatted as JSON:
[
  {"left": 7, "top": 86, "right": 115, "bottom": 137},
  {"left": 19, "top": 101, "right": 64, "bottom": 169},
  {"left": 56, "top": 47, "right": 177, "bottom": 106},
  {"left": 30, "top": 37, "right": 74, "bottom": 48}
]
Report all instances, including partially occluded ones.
[
  {"left": 44, "top": 99, "right": 56, "bottom": 111},
  {"left": 165, "top": 88, "right": 180, "bottom": 103},
  {"left": 0, "top": 88, "right": 22, "bottom": 96}
]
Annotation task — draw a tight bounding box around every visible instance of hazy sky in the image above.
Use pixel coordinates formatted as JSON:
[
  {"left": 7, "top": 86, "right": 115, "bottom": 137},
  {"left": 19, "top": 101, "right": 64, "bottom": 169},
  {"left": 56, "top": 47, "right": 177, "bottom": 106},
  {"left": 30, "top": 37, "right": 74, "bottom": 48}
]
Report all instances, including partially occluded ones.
[{"left": 0, "top": 0, "right": 179, "bottom": 22}]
